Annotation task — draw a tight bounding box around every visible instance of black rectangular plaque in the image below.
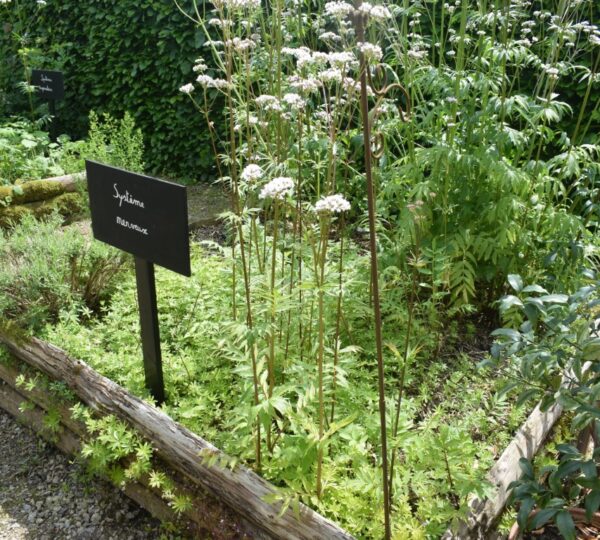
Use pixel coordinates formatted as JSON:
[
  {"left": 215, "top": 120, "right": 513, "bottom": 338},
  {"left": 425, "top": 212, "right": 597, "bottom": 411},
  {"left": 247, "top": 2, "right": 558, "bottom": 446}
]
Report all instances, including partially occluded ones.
[
  {"left": 86, "top": 160, "right": 191, "bottom": 404},
  {"left": 86, "top": 160, "right": 191, "bottom": 277},
  {"left": 31, "top": 69, "right": 64, "bottom": 101}
]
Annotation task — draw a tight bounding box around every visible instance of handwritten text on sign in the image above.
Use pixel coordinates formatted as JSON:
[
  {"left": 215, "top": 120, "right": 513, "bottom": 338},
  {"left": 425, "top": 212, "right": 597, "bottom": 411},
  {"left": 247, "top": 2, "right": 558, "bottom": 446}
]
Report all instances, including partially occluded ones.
[
  {"left": 31, "top": 69, "right": 64, "bottom": 101},
  {"left": 86, "top": 161, "right": 191, "bottom": 276}
]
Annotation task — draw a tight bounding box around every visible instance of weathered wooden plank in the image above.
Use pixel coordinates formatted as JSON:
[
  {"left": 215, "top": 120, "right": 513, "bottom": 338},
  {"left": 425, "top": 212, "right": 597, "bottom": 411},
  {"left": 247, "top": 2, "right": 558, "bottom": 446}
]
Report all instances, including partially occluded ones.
[
  {"left": 0, "top": 379, "right": 177, "bottom": 525},
  {"left": 443, "top": 402, "right": 563, "bottom": 539},
  {"left": 42, "top": 172, "right": 86, "bottom": 192},
  {"left": 0, "top": 335, "right": 354, "bottom": 540}
]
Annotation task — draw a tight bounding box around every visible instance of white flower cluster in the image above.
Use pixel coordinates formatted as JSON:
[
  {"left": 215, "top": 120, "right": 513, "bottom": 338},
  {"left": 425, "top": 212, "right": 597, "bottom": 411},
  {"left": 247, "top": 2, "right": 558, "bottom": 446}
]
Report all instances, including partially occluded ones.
[
  {"left": 358, "top": 3, "right": 392, "bottom": 22},
  {"left": 315, "top": 194, "right": 351, "bottom": 214},
  {"left": 283, "top": 93, "right": 307, "bottom": 110},
  {"left": 259, "top": 177, "right": 295, "bottom": 200},
  {"left": 256, "top": 94, "right": 283, "bottom": 112},
  {"left": 289, "top": 75, "right": 322, "bottom": 94},
  {"left": 319, "top": 68, "right": 343, "bottom": 83},
  {"left": 179, "top": 83, "right": 194, "bottom": 94},
  {"left": 324, "top": 1, "right": 355, "bottom": 18},
  {"left": 357, "top": 42, "right": 383, "bottom": 62},
  {"left": 213, "top": 0, "right": 261, "bottom": 10},
  {"left": 283, "top": 47, "right": 358, "bottom": 72},
  {"left": 328, "top": 51, "right": 356, "bottom": 68},
  {"left": 240, "top": 164, "right": 264, "bottom": 183},
  {"left": 0, "top": 0, "right": 13, "bottom": 4},
  {"left": 196, "top": 75, "right": 231, "bottom": 89},
  {"left": 226, "top": 37, "right": 256, "bottom": 53},
  {"left": 543, "top": 65, "right": 559, "bottom": 79},
  {"left": 193, "top": 58, "right": 208, "bottom": 72},
  {"left": 319, "top": 31, "right": 342, "bottom": 43}
]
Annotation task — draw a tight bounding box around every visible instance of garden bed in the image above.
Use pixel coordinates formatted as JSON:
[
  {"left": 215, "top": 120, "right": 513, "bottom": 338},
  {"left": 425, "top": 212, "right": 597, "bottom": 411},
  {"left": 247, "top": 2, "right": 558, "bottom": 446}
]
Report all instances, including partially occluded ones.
[
  {"left": 0, "top": 330, "right": 566, "bottom": 539},
  {"left": 0, "top": 335, "right": 352, "bottom": 539}
]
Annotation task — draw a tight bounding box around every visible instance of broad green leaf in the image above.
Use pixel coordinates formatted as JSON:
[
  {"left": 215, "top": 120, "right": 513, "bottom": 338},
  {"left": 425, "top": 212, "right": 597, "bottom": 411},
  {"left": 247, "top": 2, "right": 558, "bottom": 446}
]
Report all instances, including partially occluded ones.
[
  {"left": 585, "top": 490, "right": 600, "bottom": 521},
  {"left": 501, "top": 295, "right": 524, "bottom": 311},
  {"left": 508, "top": 274, "right": 523, "bottom": 292},
  {"left": 555, "top": 510, "right": 576, "bottom": 540},
  {"left": 539, "top": 294, "right": 569, "bottom": 304},
  {"left": 530, "top": 508, "right": 559, "bottom": 530},
  {"left": 517, "top": 497, "right": 535, "bottom": 531}
]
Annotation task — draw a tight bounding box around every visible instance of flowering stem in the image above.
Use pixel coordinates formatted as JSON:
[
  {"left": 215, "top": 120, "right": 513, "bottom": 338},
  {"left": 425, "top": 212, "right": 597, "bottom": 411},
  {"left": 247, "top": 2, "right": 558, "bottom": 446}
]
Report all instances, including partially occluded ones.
[
  {"left": 316, "top": 215, "right": 330, "bottom": 499},
  {"left": 330, "top": 217, "right": 345, "bottom": 423},
  {"left": 355, "top": 5, "right": 392, "bottom": 538}
]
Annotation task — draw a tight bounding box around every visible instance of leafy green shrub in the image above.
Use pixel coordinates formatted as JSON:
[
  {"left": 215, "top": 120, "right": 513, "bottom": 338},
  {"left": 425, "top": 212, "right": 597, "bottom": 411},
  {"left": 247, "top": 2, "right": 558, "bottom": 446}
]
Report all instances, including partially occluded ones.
[
  {"left": 61, "top": 111, "right": 145, "bottom": 174},
  {"left": 0, "top": 214, "right": 125, "bottom": 331},
  {"left": 1, "top": 0, "right": 217, "bottom": 180},
  {"left": 0, "top": 120, "right": 77, "bottom": 184},
  {"left": 489, "top": 271, "right": 600, "bottom": 539}
]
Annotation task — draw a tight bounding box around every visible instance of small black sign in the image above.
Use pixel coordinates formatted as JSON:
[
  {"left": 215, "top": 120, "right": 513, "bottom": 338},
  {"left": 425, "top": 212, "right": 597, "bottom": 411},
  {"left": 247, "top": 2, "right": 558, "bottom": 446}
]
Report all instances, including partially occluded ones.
[
  {"left": 31, "top": 69, "right": 64, "bottom": 101},
  {"left": 86, "top": 160, "right": 191, "bottom": 276}
]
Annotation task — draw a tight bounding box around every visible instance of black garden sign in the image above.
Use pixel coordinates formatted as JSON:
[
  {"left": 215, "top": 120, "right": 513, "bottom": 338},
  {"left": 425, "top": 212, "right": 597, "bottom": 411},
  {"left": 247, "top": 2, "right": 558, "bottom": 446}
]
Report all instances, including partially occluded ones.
[
  {"left": 86, "top": 160, "right": 191, "bottom": 404},
  {"left": 31, "top": 69, "right": 64, "bottom": 140},
  {"left": 31, "top": 69, "right": 65, "bottom": 101}
]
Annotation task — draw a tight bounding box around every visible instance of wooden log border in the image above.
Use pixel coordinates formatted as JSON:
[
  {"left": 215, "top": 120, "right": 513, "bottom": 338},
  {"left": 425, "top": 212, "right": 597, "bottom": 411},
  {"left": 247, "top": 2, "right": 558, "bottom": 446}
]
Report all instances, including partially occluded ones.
[
  {"left": 0, "top": 335, "right": 354, "bottom": 540},
  {"left": 442, "top": 402, "right": 564, "bottom": 539},
  {"left": 0, "top": 358, "right": 264, "bottom": 539}
]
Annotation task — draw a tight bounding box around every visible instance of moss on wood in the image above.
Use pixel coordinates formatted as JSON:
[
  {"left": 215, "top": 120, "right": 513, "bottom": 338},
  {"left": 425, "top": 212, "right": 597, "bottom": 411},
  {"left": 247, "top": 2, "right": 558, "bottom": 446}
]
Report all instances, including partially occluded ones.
[
  {"left": 0, "top": 192, "right": 86, "bottom": 228},
  {"left": 0, "top": 180, "right": 66, "bottom": 205}
]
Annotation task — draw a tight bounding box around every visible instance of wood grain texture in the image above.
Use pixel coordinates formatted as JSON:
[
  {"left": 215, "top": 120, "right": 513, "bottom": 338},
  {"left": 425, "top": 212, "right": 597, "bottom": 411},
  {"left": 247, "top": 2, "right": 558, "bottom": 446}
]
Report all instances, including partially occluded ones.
[
  {"left": 442, "top": 402, "right": 563, "bottom": 539},
  {"left": 0, "top": 335, "right": 354, "bottom": 540}
]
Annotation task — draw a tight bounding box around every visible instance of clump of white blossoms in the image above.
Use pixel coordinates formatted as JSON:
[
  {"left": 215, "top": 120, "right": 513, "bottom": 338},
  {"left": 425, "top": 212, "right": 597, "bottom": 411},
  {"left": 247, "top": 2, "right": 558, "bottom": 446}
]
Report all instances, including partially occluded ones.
[
  {"left": 315, "top": 194, "right": 351, "bottom": 214},
  {"left": 358, "top": 42, "right": 383, "bottom": 62},
  {"left": 324, "top": 1, "right": 355, "bottom": 18},
  {"left": 213, "top": 0, "right": 261, "bottom": 11},
  {"left": 256, "top": 94, "right": 283, "bottom": 112},
  {"left": 319, "top": 68, "right": 344, "bottom": 84},
  {"left": 283, "top": 93, "right": 307, "bottom": 110},
  {"left": 259, "top": 177, "right": 295, "bottom": 200},
  {"left": 193, "top": 58, "right": 208, "bottom": 72},
  {"left": 241, "top": 164, "right": 264, "bottom": 183},
  {"left": 196, "top": 75, "right": 231, "bottom": 89},
  {"left": 179, "top": 83, "right": 194, "bottom": 94},
  {"left": 358, "top": 3, "right": 392, "bottom": 22}
]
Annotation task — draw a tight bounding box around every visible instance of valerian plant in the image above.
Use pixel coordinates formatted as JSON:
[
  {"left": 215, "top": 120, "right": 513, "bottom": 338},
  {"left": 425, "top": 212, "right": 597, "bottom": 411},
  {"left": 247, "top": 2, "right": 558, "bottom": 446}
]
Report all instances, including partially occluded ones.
[{"left": 167, "top": 0, "right": 600, "bottom": 536}]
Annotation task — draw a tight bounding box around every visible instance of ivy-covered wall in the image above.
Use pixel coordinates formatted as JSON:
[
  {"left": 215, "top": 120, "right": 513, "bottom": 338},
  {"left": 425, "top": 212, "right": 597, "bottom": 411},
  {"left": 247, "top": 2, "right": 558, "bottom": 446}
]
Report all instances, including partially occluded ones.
[{"left": 1, "top": 1, "right": 216, "bottom": 181}]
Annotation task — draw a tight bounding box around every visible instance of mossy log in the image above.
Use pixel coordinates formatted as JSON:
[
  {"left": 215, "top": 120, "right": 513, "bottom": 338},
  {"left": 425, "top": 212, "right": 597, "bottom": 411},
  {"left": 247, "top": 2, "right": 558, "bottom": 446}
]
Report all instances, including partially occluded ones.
[
  {"left": 0, "top": 335, "right": 355, "bottom": 540},
  {"left": 0, "top": 192, "right": 86, "bottom": 228},
  {"left": 0, "top": 180, "right": 66, "bottom": 205}
]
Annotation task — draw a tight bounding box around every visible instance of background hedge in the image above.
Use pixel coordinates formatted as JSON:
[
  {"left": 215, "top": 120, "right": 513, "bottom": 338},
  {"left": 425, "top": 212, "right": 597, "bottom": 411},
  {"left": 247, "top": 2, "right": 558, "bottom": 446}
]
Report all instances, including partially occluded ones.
[{"left": 1, "top": 0, "right": 217, "bottom": 181}]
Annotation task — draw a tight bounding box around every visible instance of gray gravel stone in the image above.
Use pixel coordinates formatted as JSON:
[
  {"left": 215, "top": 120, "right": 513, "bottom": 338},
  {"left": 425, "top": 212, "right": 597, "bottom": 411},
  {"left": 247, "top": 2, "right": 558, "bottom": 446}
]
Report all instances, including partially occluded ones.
[{"left": 0, "top": 408, "right": 179, "bottom": 539}]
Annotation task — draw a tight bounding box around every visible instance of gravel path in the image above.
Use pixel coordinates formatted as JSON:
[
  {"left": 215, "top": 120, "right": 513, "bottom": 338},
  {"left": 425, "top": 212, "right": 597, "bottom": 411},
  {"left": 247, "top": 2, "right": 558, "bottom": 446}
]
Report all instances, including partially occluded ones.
[{"left": 0, "top": 408, "right": 177, "bottom": 540}]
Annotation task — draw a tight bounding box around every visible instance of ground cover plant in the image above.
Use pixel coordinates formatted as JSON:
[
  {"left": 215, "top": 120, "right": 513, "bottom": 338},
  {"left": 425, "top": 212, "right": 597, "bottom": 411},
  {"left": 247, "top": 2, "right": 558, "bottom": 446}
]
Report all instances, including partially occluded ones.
[
  {"left": 0, "top": 120, "right": 80, "bottom": 185},
  {"left": 0, "top": 0, "right": 599, "bottom": 537},
  {"left": 41, "top": 241, "right": 529, "bottom": 538}
]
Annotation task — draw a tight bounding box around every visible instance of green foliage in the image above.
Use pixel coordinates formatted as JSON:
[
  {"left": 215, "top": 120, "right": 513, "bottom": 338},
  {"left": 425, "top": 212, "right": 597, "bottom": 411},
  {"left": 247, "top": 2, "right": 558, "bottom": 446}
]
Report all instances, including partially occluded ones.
[
  {"left": 1, "top": 0, "right": 218, "bottom": 179},
  {"left": 71, "top": 403, "right": 193, "bottom": 515},
  {"left": 490, "top": 269, "right": 600, "bottom": 536},
  {"left": 0, "top": 214, "right": 125, "bottom": 331},
  {"left": 45, "top": 247, "right": 528, "bottom": 538},
  {"left": 0, "top": 120, "right": 82, "bottom": 184},
  {"left": 60, "top": 111, "right": 145, "bottom": 174}
]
